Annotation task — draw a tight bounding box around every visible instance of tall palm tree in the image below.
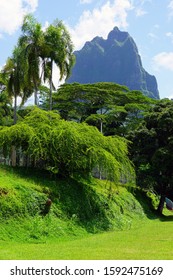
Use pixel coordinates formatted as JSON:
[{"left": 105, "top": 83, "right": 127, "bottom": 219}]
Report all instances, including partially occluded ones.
[
  {"left": 2, "top": 46, "right": 25, "bottom": 124},
  {"left": 0, "top": 73, "right": 12, "bottom": 124},
  {"left": 19, "top": 14, "right": 44, "bottom": 106},
  {"left": 43, "top": 20, "right": 75, "bottom": 110},
  {"left": 1, "top": 46, "right": 26, "bottom": 166}
]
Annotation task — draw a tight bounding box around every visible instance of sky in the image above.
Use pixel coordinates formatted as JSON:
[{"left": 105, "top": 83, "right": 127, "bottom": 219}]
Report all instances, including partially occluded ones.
[{"left": 1, "top": 0, "right": 173, "bottom": 99}]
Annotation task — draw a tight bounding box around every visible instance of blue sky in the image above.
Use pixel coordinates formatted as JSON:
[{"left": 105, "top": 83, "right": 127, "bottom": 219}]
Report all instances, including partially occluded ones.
[{"left": 1, "top": 0, "right": 173, "bottom": 99}]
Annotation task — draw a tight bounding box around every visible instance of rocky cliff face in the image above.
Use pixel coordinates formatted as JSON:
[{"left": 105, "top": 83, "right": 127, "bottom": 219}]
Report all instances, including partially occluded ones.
[{"left": 67, "top": 27, "right": 159, "bottom": 99}]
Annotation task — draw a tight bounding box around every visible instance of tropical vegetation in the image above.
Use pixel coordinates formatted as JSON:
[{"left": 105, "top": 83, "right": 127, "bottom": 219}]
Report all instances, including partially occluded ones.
[
  {"left": 129, "top": 99, "right": 173, "bottom": 213},
  {"left": 0, "top": 13, "right": 173, "bottom": 260}
]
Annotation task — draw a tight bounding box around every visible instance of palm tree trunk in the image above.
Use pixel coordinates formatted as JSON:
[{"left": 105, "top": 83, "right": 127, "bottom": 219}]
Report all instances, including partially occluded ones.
[
  {"left": 34, "top": 90, "right": 38, "bottom": 106},
  {"left": 11, "top": 93, "right": 17, "bottom": 166},
  {"left": 13, "top": 93, "right": 17, "bottom": 125},
  {"left": 34, "top": 78, "right": 38, "bottom": 106},
  {"left": 49, "top": 59, "right": 53, "bottom": 111},
  {"left": 11, "top": 145, "right": 16, "bottom": 167}
]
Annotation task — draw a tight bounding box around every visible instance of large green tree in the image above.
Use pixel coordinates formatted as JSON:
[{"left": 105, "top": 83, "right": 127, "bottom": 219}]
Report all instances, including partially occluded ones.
[
  {"left": 1, "top": 46, "right": 27, "bottom": 166},
  {"left": 51, "top": 82, "right": 153, "bottom": 135},
  {"left": 0, "top": 74, "right": 12, "bottom": 126},
  {"left": 0, "top": 108, "right": 134, "bottom": 182},
  {"left": 129, "top": 99, "right": 173, "bottom": 214},
  {"left": 43, "top": 20, "right": 75, "bottom": 110},
  {"left": 19, "top": 14, "right": 44, "bottom": 106},
  {"left": 19, "top": 15, "right": 75, "bottom": 109},
  {"left": 1, "top": 46, "right": 26, "bottom": 124}
]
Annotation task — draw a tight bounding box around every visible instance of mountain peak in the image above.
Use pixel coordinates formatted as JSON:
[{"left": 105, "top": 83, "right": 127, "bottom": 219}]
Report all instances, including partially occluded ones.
[
  {"left": 67, "top": 28, "right": 159, "bottom": 99},
  {"left": 107, "top": 27, "right": 129, "bottom": 42}
]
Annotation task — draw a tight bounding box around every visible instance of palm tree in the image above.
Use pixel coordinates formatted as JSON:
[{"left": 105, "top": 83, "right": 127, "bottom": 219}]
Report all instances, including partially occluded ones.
[
  {"left": 19, "top": 14, "right": 44, "bottom": 106},
  {"left": 43, "top": 20, "right": 75, "bottom": 110},
  {"left": 1, "top": 46, "right": 26, "bottom": 166},
  {"left": 2, "top": 46, "right": 25, "bottom": 124},
  {"left": 0, "top": 73, "right": 12, "bottom": 124}
]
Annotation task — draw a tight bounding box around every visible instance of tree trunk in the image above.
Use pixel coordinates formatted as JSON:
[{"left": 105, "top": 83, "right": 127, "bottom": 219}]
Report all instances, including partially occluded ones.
[
  {"left": 13, "top": 93, "right": 17, "bottom": 125},
  {"left": 100, "top": 120, "right": 103, "bottom": 134},
  {"left": 34, "top": 89, "right": 38, "bottom": 106},
  {"left": 11, "top": 145, "right": 16, "bottom": 167},
  {"left": 34, "top": 80, "right": 38, "bottom": 106},
  {"left": 11, "top": 93, "right": 17, "bottom": 166},
  {"left": 49, "top": 59, "right": 53, "bottom": 111},
  {"left": 100, "top": 108, "right": 103, "bottom": 134},
  {"left": 157, "top": 194, "right": 166, "bottom": 215}
]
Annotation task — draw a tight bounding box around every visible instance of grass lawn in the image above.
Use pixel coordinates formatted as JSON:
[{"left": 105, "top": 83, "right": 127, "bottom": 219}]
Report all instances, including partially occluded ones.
[{"left": 1, "top": 216, "right": 173, "bottom": 260}]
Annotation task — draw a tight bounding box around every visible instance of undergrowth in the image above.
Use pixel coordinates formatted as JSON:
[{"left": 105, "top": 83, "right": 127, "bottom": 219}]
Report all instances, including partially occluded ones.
[{"left": 0, "top": 165, "right": 156, "bottom": 242}]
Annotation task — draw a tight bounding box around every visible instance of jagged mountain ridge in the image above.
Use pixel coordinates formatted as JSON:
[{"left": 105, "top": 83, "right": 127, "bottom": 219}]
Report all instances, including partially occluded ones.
[{"left": 67, "top": 27, "right": 159, "bottom": 99}]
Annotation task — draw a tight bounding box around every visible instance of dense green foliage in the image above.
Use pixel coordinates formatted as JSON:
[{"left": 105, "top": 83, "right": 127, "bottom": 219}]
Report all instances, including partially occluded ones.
[
  {"left": 43, "top": 20, "right": 75, "bottom": 110},
  {"left": 129, "top": 99, "right": 173, "bottom": 213},
  {"left": 19, "top": 14, "right": 44, "bottom": 106},
  {"left": 1, "top": 47, "right": 28, "bottom": 124},
  {"left": 0, "top": 108, "right": 134, "bottom": 181},
  {"left": 50, "top": 82, "right": 154, "bottom": 136},
  {"left": 0, "top": 75, "right": 13, "bottom": 125},
  {"left": 18, "top": 14, "right": 75, "bottom": 109},
  {"left": 0, "top": 165, "right": 152, "bottom": 242}
]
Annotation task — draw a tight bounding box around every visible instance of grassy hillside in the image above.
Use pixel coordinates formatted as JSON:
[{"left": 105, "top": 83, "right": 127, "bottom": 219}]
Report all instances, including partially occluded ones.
[{"left": 0, "top": 165, "right": 154, "bottom": 243}]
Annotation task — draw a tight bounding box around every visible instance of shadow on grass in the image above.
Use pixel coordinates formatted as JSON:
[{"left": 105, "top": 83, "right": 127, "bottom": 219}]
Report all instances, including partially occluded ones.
[
  {"left": 128, "top": 187, "right": 158, "bottom": 220},
  {"left": 158, "top": 213, "right": 173, "bottom": 222},
  {"left": 135, "top": 193, "right": 173, "bottom": 222}
]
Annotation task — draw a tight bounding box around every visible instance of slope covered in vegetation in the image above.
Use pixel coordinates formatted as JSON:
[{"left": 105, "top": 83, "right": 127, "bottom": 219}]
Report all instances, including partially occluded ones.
[{"left": 0, "top": 165, "right": 155, "bottom": 243}]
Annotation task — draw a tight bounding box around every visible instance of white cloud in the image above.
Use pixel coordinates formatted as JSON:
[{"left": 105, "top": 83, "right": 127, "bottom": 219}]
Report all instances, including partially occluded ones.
[
  {"left": 135, "top": 7, "right": 147, "bottom": 17},
  {"left": 80, "top": 0, "right": 93, "bottom": 4},
  {"left": 154, "top": 24, "right": 159, "bottom": 29},
  {"left": 147, "top": 24, "right": 160, "bottom": 42},
  {"left": 168, "top": 0, "right": 173, "bottom": 8},
  {"left": 69, "top": 0, "right": 133, "bottom": 50},
  {"left": 148, "top": 32, "right": 158, "bottom": 40},
  {"left": 23, "top": 0, "right": 38, "bottom": 11},
  {"left": 167, "top": 93, "right": 173, "bottom": 100},
  {"left": 153, "top": 52, "right": 173, "bottom": 71},
  {"left": 0, "top": 0, "right": 38, "bottom": 35},
  {"left": 166, "top": 31, "right": 173, "bottom": 43},
  {"left": 135, "top": 0, "right": 152, "bottom": 4},
  {"left": 132, "top": 0, "right": 151, "bottom": 17},
  {"left": 168, "top": 0, "right": 173, "bottom": 17}
]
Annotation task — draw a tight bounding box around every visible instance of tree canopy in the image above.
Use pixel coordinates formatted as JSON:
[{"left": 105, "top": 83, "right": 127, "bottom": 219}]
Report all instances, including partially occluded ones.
[
  {"left": 0, "top": 74, "right": 12, "bottom": 126},
  {"left": 50, "top": 82, "right": 154, "bottom": 136},
  {"left": 19, "top": 14, "right": 44, "bottom": 106},
  {"left": 129, "top": 99, "right": 173, "bottom": 213},
  {"left": 0, "top": 108, "right": 134, "bottom": 182},
  {"left": 42, "top": 19, "right": 75, "bottom": 110}
]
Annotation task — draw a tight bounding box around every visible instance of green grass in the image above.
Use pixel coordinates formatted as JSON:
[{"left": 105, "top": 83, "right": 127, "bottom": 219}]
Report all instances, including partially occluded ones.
[
  {"left": 0, "top": 165, "right": 172, "bottom": 260},
  {"left": 0, "top": 217, "right": 173, "bottom": 260}
]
